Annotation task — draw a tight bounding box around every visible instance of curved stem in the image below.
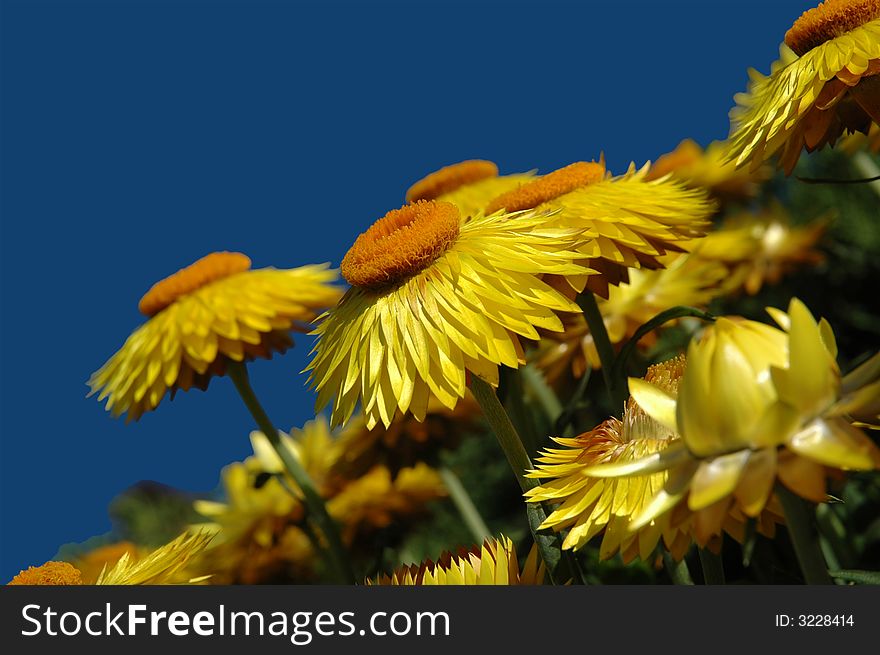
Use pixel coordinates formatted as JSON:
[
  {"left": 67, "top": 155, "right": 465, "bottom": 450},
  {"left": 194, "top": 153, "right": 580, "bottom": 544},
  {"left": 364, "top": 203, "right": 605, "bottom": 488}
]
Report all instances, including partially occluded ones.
[
  {"left": 469, "top": 376, "right": 536, "bottom": 494},
  {"left": 777, "top": 484, "right": 832, "bottom": 585},
  {"left": 440, "top": 466, "right": 491, "bottom": 544},
  {"left": 469, "top": 375, "right": 581, "bottom": 584},
  {"left": 227, "top": 361, "right": 356, "bottom": 584},
  {"left": 664, "top": 552, "right": 693, "bottom": 585},
  {"left": 577, "top": 292, "right": 622, "bottom": 412}
]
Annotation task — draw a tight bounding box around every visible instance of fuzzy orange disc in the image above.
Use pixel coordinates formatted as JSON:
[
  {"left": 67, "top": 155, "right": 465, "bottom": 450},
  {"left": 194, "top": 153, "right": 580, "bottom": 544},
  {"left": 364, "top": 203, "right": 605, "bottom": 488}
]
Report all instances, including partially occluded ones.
[
  {"left": 341, "top": 200, "right": 460, "bottom": 290},
  {"left": 405, "top": 160, "right": 499, "bottom": 202},
  {"left": 484, "top": 161, "right": 605, "bottom": 215},
  {"left": 785, "top": 0, "right": 880, "bottom": 56},
  {"left": 8, "top": 561, "right": 83, "bottom": 585},
  {"left": 138, "top": 251, "right": 252, "bottom": 316}
]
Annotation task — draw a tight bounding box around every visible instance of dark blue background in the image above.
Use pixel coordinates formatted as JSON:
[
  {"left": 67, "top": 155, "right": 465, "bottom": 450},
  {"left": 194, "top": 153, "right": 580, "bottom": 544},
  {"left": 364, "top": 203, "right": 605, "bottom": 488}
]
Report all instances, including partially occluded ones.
[{"left": 1, "top": 0, "right": 811, "bottom": 581}]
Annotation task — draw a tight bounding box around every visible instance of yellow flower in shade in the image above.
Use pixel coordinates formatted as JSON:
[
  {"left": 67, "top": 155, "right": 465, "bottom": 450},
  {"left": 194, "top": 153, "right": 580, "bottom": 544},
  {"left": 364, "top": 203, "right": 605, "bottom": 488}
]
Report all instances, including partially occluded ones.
[
  {"left": 89, "top": 252, "right": 342, "bottom": 421},
  {"left": 371, "top": 536, "right": 544, "bottom": 585},
  {"left": 535, "top": 252, "right": 729, "bottom": 382},
  {"left": 193, "top": 417, "right": 446, "bottom": 583},
  {"left": 527, "top": 357, "right": 782, "bottom": 558},
  {"left": 727, "top": 0, "right": 880, "bottom": 173},
  {"left": 192, "top": 419, "right": 339, "bottom": 583},
  {"left": 585, "top": 299, "right": 880, "bottom": 545},
  {"left": 327, "top": 463, "right": 446, "bottom": 546},
  {"left": 483, "top": 160, "right": 714, "bottom": 297},
  {"left": 306, "top": 200, "right": 589, "bottom": 429},
  {"left": 694, "top": 205, "right": 827, "bottom": 295},
  {"left": 330, "top": 394, "right": 481, "bottom": 479},
  {"left": 8, "top": 532, "right": 212, "bottom": 585},
  {"left": 405, "top": 159, "right": 535, "bottom": 219},
  {"left": 646, "top": 139, "right": 770, "bottom": 202}
]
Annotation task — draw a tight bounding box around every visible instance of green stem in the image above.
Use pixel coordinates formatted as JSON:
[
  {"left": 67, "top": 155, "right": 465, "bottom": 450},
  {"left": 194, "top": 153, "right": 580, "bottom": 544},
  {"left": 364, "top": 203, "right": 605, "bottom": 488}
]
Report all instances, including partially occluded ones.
[
  {"left": 469, "top": 375, "right": 537, "bottom": 494},
  {"left": 698, "top": 548, "right": 725, "bottom": 585},
  {"left": 439, "top": 466, "right": 491, "bottom": 544},
  {"left": 227, "top": 361, "right": 356, "bottom": 584},
  {"left": 469, "top": 375, "right": 580, "bottom": 585},
  {"left": 777, "top": 484, "right": 832, "bottom": 585},
  {"left": 851, "top": 151, "right": 880, "bottom": 200},
  {"left": 664, "top": 552, "right": 694, "bottom": 585},
  {"left": 577, "top": 292, "right": 621, "bottom": 412}
]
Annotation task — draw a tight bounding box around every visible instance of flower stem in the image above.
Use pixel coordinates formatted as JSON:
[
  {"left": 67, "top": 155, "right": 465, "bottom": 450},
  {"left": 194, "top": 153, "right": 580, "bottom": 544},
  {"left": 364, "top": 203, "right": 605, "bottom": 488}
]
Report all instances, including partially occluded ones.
[
  {"left": 469, "top": 375, "right": 581, "bottom": 585},
  {"left": 227, "top": 361, "right": 356, "bottom": 584},
  {"left": 663, "top": 552, "right": 693, "bottom": 585},
  {"left": 469, "top": 375, "right": 537, "bottom": 494},
  {"left": 698, "top": 548, "right": 725, "bottom": 585},
  {"left": 439, "top": 466, "right": 491, "bottom": 544},
  {"left": 776, "top": 484, "right": 832, "bottom": 585},
  {"left": 577, "top": 292, "right": 622, "bottom": 412},
  {"left": 851, "top": 151, "right": 880, "bottom": 200}
]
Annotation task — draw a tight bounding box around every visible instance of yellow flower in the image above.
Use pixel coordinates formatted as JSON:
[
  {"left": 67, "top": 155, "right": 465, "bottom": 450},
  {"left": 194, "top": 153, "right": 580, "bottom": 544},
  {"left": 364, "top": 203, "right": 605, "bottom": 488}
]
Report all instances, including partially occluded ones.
[
  {"left": 586, "top": 299, "right": 880, "bottom": 545},
  {"left": 371, "top": 536, "right": 544, "bottom": 585},
  {"left": 71, "top": 542, "right": 139, "bottom": 584},
  {"left": 484, "top": 160, "right": 714, "bottom": 297},
  {"left": 331, "top": 394, "right": 481, "bottom": 479},
  {"left": 646, "top": 139, "right": 770, "bottom": 201},
  {"left": 526, "top": 357, "right": 693, "bottom": 561},
  {"left": 8, "top": 532, "right": 212, "bottom": 585},
  {"left": 193, "top": 417, "right": 446, "bottom": 582},
  {"left": 307, "top": 200, "right": 588, "bottom": 429},
  {"left": 694, "top": 205, "right": 827, "bottom": 295},
  {"left": 89, "top": 252, "right": 342, "bottom": 421},
  {"left": 727, "top": 0, "right": 880, "bottom": 173},
  {"left": 327, "top": 463, "right": 446, "bottom": 546},
  {"left": 405, "top": 159, "right": 535, "bottom": 219},
  {"left": 192, "top": 419, "right": 340, "bottom": 583},
  {"left": 536, "top": 252, "right": 729, "bottom": 381}
]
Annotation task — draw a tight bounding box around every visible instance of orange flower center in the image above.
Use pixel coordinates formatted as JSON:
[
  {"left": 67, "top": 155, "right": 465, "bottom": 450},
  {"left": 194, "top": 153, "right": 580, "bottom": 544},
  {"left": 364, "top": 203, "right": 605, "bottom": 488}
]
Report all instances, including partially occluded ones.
[
  {"left": 341, "top": 200, "right": 460, "bottom": 290},
  {"left": 138, "top": 251, "right": 252, "bottom": 316},
  {"left": 484, "top": 161, "right": 606, "bottom": 214},
  {"left": 785, "top": 0, "right": 880, "bottom": 56},
  {"left": 8, "top": 561, "right": 84, "bottom": 585},
  {"left": 405, "top": 160, "right": 499, "bottom": 202}
]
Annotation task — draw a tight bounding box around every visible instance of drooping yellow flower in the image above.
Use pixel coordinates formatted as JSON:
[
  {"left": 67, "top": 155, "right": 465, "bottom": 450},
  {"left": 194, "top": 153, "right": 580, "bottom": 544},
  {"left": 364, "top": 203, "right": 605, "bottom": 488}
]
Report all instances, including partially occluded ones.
[
  {"left": 405, "top": 159, "right": 535, "bottom": 219},
  {"left": 8, "top": 532, "right": 212, "bottom": 585},
  {"left": 536, "top": 252, "right": 729, "bottom": 381},
  {"left": 371, "top": 536, "right": 544, "bottom": 585},
  {"left": 527, "top": 357, "right": 693, "bottom": 561},
  {"left": 727, "top": 0, "right": 880, "bottom": 173},
  {"left": 483, "top": 160, "right": 715, "bottom": 297},
  {"left": 646, "top": 139, "right": 770, "bottom": 201},
  {"left": 306, "top": 200, "right": 589, "bottom": 429},
  {"left": 89, "top": 252, "right": 342, "bottom": 421},
  {"left": 528, "top": 357, "right": 782, "bottom": 558},
  {"left": 331, "top": 394, "right": 481, "bottom": 479},
  {"left": 694, "top": 205, "right": 827, "bottom": 295},
  {"left": 585, "top": 299, "right": 880, "bottom": 545}
]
